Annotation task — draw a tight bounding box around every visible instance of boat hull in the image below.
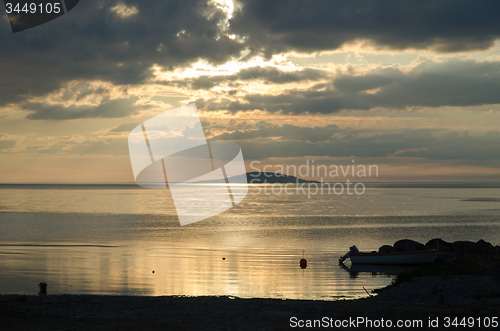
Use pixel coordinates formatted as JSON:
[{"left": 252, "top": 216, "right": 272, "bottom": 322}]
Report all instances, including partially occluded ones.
[{"left": 349, "top": 249, "right": 439, "bottom": 265}]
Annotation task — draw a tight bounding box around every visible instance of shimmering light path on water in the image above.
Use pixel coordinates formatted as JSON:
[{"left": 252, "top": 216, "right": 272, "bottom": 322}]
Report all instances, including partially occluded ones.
[{"left": 1, "top": 184, "right": 499, "bottom": 299}]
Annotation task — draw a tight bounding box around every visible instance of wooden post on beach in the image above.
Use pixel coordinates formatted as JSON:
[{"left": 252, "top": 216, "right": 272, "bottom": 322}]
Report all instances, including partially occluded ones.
[{"left": 38, "top": 282, "right": 47, "bottom": 296}]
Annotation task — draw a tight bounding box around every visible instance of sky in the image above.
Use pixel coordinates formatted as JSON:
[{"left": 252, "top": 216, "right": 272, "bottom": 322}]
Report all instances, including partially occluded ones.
[{"left": 1, "top": 0, "right": 500, "bottom": 183}]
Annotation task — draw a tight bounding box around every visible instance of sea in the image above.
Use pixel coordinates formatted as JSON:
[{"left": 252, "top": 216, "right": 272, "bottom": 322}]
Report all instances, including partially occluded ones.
[{"left": 0, "top": 183, "right": 499, "bottom": 300}]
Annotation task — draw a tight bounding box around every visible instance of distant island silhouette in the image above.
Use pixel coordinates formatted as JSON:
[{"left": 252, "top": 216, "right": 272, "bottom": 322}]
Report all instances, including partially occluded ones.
[
  {"left": 245, "top": 172, "right": 320, "bottom": 184},
  {"left": 195, "top": 172, "right": 319, "bottom": 184}
]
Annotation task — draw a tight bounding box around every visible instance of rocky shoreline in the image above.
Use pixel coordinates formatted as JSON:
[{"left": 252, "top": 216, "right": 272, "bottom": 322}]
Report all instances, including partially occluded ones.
[
  {"left": 371, "top": 238, "right": 500, "bottom": 304},
  {"left": 376, "top": 238, "right": 500, "bottom": 264}
]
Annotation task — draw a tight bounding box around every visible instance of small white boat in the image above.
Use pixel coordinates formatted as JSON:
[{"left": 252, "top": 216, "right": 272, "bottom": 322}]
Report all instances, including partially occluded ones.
[
  {"left": 344, "top": 264, "right": 418, "bottom": 275},
  {"left": 350, "top": 249, "right": 439, "bottom": 265},
  {"left": 339, "top": 245, "right": 439, "bottom": 265}
]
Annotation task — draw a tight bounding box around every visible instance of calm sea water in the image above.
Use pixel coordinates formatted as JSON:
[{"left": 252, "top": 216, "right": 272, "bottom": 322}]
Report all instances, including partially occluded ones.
[{"left": 0, "top": 184, "right": 499, "bottom": 300}]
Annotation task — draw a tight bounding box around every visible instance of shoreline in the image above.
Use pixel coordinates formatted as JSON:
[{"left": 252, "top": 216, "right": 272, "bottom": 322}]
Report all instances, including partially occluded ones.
[{"left": 2, "top": 292, "right": 499, "bottom": 330}]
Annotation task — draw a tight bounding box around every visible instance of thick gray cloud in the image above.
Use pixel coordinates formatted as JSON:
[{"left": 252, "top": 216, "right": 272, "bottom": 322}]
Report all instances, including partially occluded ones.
[
  {"left": 12, "top": 119, "right": 500, "bottom": 162},
  {"left": 199, "top": 59, "right": 500, "bottom": 113},
  {"left": 0, "top": 0, "right": 244, "bottom": 107},
  {"left": 230, "top": 0, "right": 500, "bottom": 57},
  {"left": 4, "top": 0, "right": 500, "bottom": 113},
  {"left": 213, "top": 123, "right": 339, "bottom": 142},
  {"left": 397, "top": 130, "right": 500, "bottom": 160},
  {"left": 25, "top": 97, "right": 144, "bottom": 120},
  {"left": 209, "top": 123, "right": 500, "bottom": 161},
  {"left": 0, "top": 140, "right": 16, "bottom": 150},
  {"left": 238, "top": 128, "right": 440, "bottom": 159},
  {"left": 0, "top": 133, "right": 17, "bottom": 151}
]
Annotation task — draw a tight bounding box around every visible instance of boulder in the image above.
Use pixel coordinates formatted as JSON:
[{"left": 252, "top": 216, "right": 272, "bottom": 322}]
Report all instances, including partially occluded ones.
[
  {"left": 451, "top": 241, "right": 476, "bottom": 254},
  {"left": 424, "top": 238, "right": 452, "bottom": 252},
  {"left": 452, "top": 240, "right": 495, "bottom": 255},
  {"left": 378, "top": 245, "right": 395, "bottom": 254},
  {"left": 475, "top": 239, "right": 495, "bottom": 253},
  {"left": 393, "top": 239, "right": 425, "bottom": 252}
]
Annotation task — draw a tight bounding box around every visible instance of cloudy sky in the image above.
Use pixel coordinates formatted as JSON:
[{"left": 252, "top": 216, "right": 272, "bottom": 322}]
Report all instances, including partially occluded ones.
[{"left": 1, "top": 0, "right": 500, "bottom": 182}]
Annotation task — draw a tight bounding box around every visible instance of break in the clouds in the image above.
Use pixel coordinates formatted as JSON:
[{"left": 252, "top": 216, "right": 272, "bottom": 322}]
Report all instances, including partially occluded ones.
[
  {"left": 198, "top": 58, "right": 500, "bottom": 113},
  {"left": 164, "top": 66, "right": 330, "bottom": 90}
]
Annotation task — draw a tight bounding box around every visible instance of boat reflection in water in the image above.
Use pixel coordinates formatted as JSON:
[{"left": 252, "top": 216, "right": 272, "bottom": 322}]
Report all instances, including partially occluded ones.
[{"left": 339, "top": 262, "right": 417, "bottom": 279}]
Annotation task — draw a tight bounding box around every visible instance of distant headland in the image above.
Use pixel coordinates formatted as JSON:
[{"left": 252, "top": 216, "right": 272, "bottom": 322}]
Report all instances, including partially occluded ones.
[
  {"left": 195, "top": 172, "right": 319, "bottom": 184},
  {"left": 245, "top": 172, "right": 319, "bottom": 184}
]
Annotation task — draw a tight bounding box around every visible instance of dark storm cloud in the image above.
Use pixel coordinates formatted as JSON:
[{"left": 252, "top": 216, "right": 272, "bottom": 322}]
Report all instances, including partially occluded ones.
[
  {"left": 199, "top": 59, "right": 500, "bottom": 113},
  {"left": 4, "top": 0, "right": 500, "bottom": 114},
  {"left": 230, "top": 0, "right": 500, "bottom": 57},
  {"left": 0, "top": 0, "right": 244, "bottom": 107},
  {"left": 25, "top": 97, "right": 143, "bottom": 120}
]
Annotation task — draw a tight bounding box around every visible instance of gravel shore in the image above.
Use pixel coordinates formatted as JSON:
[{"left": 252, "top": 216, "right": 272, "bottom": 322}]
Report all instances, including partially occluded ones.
[{"left": 2, "top": 288, "right": 499, "bottom": 331}]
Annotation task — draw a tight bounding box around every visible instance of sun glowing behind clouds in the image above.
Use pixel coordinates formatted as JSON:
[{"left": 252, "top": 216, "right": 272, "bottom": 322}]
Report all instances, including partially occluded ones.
[
  {"left": 110, "top": 3, "right": 139, "bottom": 18},
  {"left": 210, "top": 0, "right": 235, "bottom": 19},
  {"left": 152, "top": 54, "right": 297, "bottom": 81}
]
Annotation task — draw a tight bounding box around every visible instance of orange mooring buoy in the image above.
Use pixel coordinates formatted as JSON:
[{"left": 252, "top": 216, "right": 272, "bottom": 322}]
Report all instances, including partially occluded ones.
[{"left": 300, "top": 250, "right": 307, "bottom": 269}]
